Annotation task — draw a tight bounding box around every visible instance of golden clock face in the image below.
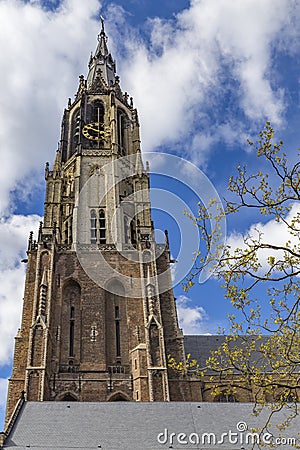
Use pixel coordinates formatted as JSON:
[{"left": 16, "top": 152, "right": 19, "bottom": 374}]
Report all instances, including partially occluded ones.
[{"left": 82, "top": 122, "right": 109, "bottom": 141}]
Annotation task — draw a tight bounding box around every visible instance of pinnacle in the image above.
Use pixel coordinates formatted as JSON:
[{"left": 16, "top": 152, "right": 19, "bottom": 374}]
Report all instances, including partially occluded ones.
[{"left": 135, "top": 149, "right": 145, "bottom": 175}]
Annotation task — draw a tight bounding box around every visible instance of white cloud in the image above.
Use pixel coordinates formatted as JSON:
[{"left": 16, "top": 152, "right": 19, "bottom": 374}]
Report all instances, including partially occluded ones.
[
  {"left": 0, "top": 0, "right": 298, "bottom": 215},
  {"left": 0, "top": 378, "right": 8, "bottom": 419},
  {"left": 189, "top": 121, "right": 249, "bottom": 167},
  {"left": 0, "top": 266, "right": 25, "bottom": 365},
  {"left": 0, "top": 215, "right": 40, "bottom": 267},
  {"left": 0, "top": 214, "right": 41, "bottom": 365},
  {"left": 182, "top": 0, "right": 297, "bottom": 123},
  {"left": 227, "top": 203, "right": 300, "bottom": 271},
  {"left": 176, "top": 295, "right": 209, "bottom": 334},
  {"left": 111, "top": 0, "right": 300, "bottom": 161},
  {"left": 0, "top": 0, "right": 101, "bottom": 215}
]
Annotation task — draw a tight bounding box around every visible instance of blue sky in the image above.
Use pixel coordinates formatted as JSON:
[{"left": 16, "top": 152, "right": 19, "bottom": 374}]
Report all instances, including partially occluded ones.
[{"left": 0, "top": 0, "right": 300, "bottom": 430}]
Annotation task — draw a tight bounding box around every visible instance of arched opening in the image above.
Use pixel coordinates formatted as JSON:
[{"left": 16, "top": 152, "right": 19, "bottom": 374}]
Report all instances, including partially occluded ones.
[
  {"left": 108, "top": 392, "right": 130, "bottom": 402},
  {"left": 149, "top": 320, "right": 161, "bottom": 367},
  {"left": 90, "top": 209, "right": 97, "bottom": 243},
  {"left": 130, "top": 220, "right": 136, "bottom": 245},
  {"left": 69, "top": 307, "right": 75, "bottom": 357},
  {"left": 70, "top": 108, "right": 81, "bottom": 156},
  {"left": 84, "top": 100, "right": 105, "bottom": 147},
  {"left": 105, "top": 280, "right": 128, "bottom": 369},
  {"left": 99, "top": 209, "right": 106, "bottom": 244},
  {"left": 124, "top": 215, "right": 129, "bottom": 244},
  {"left": 58, "top": 392, "right": 78, "bottom": 402},
  {"left": 216, "top": 392, "right": 237, "bottom": 403},
  {"left": 117, "top": 109, "right": 127, "bottom": 155},
  {"left": 60, "top": 280, "right": 81, "bottom": 370},
  {"left": 90, "top": 209, "right": 106, "bottom": 244},
  {"left": 91, "top": 100, "right": 104, "bottom": 123},
  {"left": 106, "top": 279, "right": 125, "bottom": 297}
]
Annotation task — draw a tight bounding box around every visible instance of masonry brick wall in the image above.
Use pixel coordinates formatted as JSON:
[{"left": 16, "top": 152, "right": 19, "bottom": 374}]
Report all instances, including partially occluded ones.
[{"left": 5, "top": 251, "right": 37, "bottom": 426}]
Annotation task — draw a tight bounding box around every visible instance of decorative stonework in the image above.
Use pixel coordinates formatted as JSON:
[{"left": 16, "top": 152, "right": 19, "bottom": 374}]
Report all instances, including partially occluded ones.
[{"left": 82, "top": 149, "right": 111, "bottom": 157}]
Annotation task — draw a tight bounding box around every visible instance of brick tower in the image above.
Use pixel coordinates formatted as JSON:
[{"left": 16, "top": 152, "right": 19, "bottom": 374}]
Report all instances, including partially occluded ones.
[{"left": 5, "top": 20, "right": 185, "bottom": 425}]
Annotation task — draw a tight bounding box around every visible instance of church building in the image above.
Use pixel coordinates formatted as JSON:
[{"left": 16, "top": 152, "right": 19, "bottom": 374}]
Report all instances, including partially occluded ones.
[
  {"left": 5, "top": 19, "right": 188, "bottom": 421},
  {"left": 1, "top": 20, "right": 298, "bottom": 450}
]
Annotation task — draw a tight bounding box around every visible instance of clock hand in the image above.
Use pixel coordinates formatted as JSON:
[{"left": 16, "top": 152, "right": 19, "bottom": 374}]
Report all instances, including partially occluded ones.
[{"left": 87, "top": 126, "right": 104, "bottom": 133}]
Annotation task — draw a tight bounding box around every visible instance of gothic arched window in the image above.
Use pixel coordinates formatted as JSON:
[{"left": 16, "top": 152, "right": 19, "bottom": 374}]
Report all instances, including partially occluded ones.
[
  {"left": 130, "top": 220, "right": 136, "bottom": 245},
  {"left": 71, "top": 109, "right": 81, "bottom": 156},
  {"left": 105, "top": 280, "right": 126, "bottom": 366},
  {"left": 149, "top": 320, "right": 161, "bottom": 367},
  {"left": 61, "top": 280, "right": 81, "bottom": 367},
  {"left": 124, "top": 216, "right": 129, "bottom": 244},
  {"left": 60, "top": 393, "right": 77, "bottom": 402},
  {"left": 216, "top": 392, "right": 236, "bottom": 403},
  {"left": 90, "top": 209, "right": 97, "bottom": 243},
  {"left": 99, "top": 209, "right": 106, "bottom": 244},
  {"left": 92, "top": 100, "right": 104, "bottom": 123},
  {"left": 64, "top": 219, "right": 72, "bottom": 245},
  {"left": 115, "top": 306, "right": 121, "bottom": 357},
  {"left": 117, "top": 109, "right": 127, "bottom": 155},
  {"left": 69, "top": 306, "right": 75, "bottom": 357}
]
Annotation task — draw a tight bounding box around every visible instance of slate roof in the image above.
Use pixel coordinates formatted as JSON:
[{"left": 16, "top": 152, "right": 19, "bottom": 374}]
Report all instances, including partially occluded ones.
[
  {"left": 2, "top": 401, "right": 300, "bottom": 449},
  {"left": 184, "top": 335, "right": 227, "bottom": 368},
  {"left": 184, "top": 335, "right": 276, "bottom": 373}
]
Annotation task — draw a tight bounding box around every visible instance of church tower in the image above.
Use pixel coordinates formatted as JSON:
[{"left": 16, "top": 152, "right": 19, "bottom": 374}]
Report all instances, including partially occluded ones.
[{"left": 5, "top": 20, "right": 185, "bottom": 424}]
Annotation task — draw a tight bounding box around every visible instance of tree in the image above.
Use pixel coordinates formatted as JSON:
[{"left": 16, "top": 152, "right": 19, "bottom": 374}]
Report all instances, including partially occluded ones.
[{"left": 170, "top": 123, "right": 300, "bottom": 432}]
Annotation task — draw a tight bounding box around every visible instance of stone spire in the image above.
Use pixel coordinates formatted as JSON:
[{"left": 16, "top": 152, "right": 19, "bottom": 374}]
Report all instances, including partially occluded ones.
[
  {"left": 87, "top": 17, "right": 116, "bottom": 88},
  {"left": 135, "top": 149, "right": 145, "bottom": 176}
]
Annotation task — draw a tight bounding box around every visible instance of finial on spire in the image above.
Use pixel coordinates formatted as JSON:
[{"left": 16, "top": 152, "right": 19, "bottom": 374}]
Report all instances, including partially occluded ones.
[{"left": 98, "top": 15, "right": 106, "bottom": 42}]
